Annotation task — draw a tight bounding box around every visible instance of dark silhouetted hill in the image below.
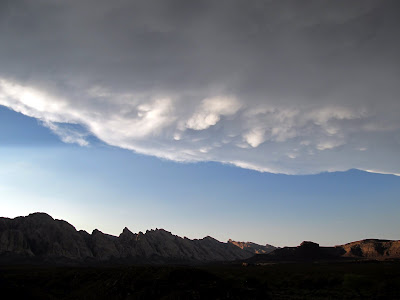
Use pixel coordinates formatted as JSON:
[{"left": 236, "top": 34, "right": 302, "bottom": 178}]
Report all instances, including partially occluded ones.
[
  {"left": 0, "top": 213, "right": 272, "bottom": 264},
  {"left": 245, "top": 240, "right": 400, "bottom": 264}
]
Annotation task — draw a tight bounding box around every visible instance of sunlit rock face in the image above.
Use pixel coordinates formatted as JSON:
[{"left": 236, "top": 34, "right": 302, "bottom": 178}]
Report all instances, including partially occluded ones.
[
  {"left": 341, "top": 239, "right": 400, "bottom": 259},
  {"left": 228, "top": 239, "right": 276, "bottom": 254},
  {"left": 0, "top": 213, "right": 270, "bottom": 264}
]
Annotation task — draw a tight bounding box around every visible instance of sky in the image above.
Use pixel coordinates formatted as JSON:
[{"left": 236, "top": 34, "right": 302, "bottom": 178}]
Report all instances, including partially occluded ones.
[{"left": 0, "top": 0, "right": 399, "bottom": 247}]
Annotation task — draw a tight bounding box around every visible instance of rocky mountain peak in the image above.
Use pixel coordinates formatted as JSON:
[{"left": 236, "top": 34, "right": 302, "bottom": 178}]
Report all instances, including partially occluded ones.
[
  {"left": 92, "top": 229, "right": 102, "bottom": 235},
  {"left": 26, "top": 212, "right": 54, "bottom": 223},
  {"left": 202, "top": 236, "right": 218, "bottom": 242},
  {"left": 122, "top": 227, "right": 133, "bottom": 234}
]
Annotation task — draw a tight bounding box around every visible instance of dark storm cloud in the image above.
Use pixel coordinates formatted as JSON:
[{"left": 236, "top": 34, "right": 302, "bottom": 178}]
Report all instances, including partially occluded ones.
[{"left": 0, "top": 0, "right": 399, "bottom": 174}]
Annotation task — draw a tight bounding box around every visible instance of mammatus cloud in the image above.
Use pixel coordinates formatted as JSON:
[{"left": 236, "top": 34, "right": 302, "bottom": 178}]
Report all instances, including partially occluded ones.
[
  {"left": 0, "top": 0, "right": 399, "bottom": 175},
  {"left": 185, "top": 97, "right": 241, "bottom": 131}
]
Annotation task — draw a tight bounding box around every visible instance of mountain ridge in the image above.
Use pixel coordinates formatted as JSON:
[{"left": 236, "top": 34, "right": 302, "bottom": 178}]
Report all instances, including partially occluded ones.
[
  {"left": 2, "top": 213, "right": 399, "bottom": 265},
  {"left": 245, "top": 240, "right": 400, "bottom": 264},
  {"left": 0, "top": 212, "right": 276, "bottom": 265}
]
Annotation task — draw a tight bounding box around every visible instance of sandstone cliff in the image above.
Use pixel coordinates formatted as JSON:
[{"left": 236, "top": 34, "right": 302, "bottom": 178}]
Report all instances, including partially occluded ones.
[
  {"left": 227, "top": 239, "right": 276, "bottom": 254},
  {"left": 341, "top": 239, "right": 400, "bottom": 259}
]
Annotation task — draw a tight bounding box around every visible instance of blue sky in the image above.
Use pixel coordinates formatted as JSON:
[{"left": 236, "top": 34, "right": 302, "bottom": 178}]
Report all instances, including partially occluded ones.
[{"left": 1, "top": 106, "right": 399, "bottom": 247}]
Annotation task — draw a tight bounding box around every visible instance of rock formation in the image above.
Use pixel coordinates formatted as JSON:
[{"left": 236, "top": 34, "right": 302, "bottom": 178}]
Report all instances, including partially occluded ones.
[
  {"left": 246, "top": 241, "right": 346, "bottom": 263},
  {"left": 227, "top": 239, "right": 276, "bottom": 254},
  {"left": 341, "top": 239, "right": 400, "bottom": 259},
  {"left": 0, "top": 213, "right": 272, "bottom": 264},
  {"left": 246, "top": 239, "right": 400, "bottom": 264},
  {"left": 2, "top": 213, "right": 398, "bottom": 265}
]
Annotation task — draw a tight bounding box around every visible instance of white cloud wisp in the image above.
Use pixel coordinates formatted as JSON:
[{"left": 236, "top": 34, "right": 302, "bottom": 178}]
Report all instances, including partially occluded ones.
[{"left": 1, "top": 77, "right": 399, "bottom": 175}]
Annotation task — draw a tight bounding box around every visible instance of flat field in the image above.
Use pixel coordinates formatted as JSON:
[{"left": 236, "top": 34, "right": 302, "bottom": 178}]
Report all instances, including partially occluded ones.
[{"left": 1, "top": 261, "right": 400, "bottom": 299}]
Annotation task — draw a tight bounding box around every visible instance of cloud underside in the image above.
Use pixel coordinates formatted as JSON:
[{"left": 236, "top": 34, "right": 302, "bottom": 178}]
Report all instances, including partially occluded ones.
[{"left": 0, "top": 0, "right": 399, "bottom": 175}]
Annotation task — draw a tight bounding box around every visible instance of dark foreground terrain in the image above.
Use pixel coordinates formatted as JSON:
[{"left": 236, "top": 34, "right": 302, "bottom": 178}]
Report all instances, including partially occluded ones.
[
  {"left": 2, "top": 214, "right": 400, "bottom": 299},
  {"left": 1, "top": 261, "right": 400, "bottom": 299}
]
